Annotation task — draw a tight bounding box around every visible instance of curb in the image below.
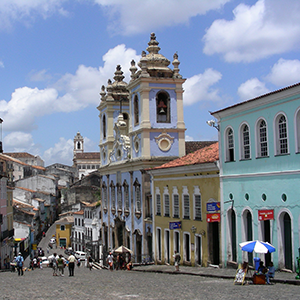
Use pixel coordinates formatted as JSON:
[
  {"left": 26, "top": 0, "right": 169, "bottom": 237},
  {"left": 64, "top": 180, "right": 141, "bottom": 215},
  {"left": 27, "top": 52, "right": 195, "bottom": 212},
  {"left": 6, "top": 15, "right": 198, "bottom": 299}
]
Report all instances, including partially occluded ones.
[{"left": 132, "top": 268, "right": 300, "bottom": 285}]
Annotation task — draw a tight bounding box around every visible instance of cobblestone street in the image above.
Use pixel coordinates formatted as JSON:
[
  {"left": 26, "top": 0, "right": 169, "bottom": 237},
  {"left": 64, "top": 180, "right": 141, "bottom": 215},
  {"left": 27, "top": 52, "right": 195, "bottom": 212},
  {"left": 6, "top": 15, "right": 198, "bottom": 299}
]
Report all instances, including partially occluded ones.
[{"left": 1, "top": 266, "right": 300, "bottom": 300}]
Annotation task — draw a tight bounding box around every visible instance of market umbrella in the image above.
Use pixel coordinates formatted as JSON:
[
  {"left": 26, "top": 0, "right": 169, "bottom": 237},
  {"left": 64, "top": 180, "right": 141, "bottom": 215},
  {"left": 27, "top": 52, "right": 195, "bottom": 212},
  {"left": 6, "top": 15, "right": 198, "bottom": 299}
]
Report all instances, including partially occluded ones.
[
  {"left": 113, "top": 245, "right": 133, "bottom": 254},
  {"left": 239, "top": 240, "right": 276, "bottom": 254}
]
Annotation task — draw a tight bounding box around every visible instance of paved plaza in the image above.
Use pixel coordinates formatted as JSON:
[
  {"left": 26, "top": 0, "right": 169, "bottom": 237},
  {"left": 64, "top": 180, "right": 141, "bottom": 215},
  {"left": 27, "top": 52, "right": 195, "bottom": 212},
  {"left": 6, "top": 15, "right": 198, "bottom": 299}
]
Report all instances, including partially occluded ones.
[{"left": 1, "top": 265, "right": 300, "bottom": 300}]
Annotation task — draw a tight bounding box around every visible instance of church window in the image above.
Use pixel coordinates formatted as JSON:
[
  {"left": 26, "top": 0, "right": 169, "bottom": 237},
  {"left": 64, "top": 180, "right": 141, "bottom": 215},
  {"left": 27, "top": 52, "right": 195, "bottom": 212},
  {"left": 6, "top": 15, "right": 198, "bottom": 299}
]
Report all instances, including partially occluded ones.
[
  {"left": 156, "top": 91, "right": 170, "bottom": 123},
  {"left": 102, "top": 114, "right": 106, "bottom": 139},
  {"left": 117, "top": 184, "right": 122, "bottom": 211},
  {"left": 134, "top": 179, "right": 141, "bottom": 212},
  {"left": 134, "top": 95, "right": 139, "bottom": 125},
  {"left": 123, "top": 181, "right": 129, "bottom": 211},
  {"left": 111, "top": 182, "right": 115, "bottom": 210}
]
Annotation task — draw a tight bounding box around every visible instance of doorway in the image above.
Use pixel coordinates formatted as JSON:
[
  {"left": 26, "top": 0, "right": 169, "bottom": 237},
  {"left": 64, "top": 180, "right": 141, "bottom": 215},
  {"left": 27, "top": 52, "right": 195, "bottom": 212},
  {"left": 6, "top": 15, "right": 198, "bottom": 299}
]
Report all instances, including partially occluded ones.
[{"left": 283, "top": 213, "right": 292, "bottom": 270}]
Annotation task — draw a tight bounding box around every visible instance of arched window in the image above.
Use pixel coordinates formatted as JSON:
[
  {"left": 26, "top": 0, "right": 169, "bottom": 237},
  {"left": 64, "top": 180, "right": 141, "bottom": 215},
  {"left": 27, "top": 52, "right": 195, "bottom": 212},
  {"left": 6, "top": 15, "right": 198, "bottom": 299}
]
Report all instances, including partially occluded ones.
[
  {"left": 134, "top": 95, "right": 139, "bottom": 125},
  {"left": 156, "top": 91, "right": 170, "bottom": 123},
  {"left": 225, "top": 128, "right": 235, "bottom": 162},
  {"left": 275, "top": 114, "right": 288, "bottom": 155},
  {"left": 295, "top": 108, "right": 300, "bottom": 153},
  {"left": 240, "top": 124, "right": 250, "bottom": 159},
  {"left": 133, "top": 178, "right": 141, "bottom": 212},
  {"left": 257, "top": 119, "right": 268, "bottom": 157},
  {"left": 102, "top": 114, "right": 106, "bottom": 139}
]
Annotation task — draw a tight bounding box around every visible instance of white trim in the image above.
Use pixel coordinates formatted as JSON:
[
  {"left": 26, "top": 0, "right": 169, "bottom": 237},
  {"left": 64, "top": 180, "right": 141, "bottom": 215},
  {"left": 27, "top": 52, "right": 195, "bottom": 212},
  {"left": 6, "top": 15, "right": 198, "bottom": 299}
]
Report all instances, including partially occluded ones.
[
  {"left": 183, "top": 231, "right": 191, "bottom": 262},
  {"left": 220, "top": 168, "right": 300, "bottom": 179},
  {"left": 163, "top": 186, "right": 170, "bottom": 217},
  {"left": 294, "top": 106, "right": 300, "bottom": 153},
  {"left": 172, "top": 186, "right": 179, "bottom": 218},
  {"left": 255, "top": 117, "right": 269, "bottom": 158},
  {"left": 193, "top": 186, "right": 201, "bottom": 221},
  {"left": 182, "top": 186, "right": 189, "bottom": 219},
  {"left": 273, "top": 111, "right": 289, "bottom": 155},
  {"left": 224, "top": 125, "right": 235, "bottom": 162},
  {"left": 164, "top": 229, "right": 170, "bottom": 264},
  {"left": 238, "top": 122, "right": 251, "bottom": 160}
]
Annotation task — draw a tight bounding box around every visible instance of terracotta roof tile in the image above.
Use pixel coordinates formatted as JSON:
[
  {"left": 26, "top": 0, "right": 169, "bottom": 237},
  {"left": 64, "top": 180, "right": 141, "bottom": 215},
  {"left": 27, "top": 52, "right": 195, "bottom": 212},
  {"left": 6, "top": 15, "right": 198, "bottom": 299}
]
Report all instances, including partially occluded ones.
[
  {"left": 152, "top": 142, "right": 219, "bottom": 170},
  {"left": 75, "top": 152, "right": 100, "bottom": 159},
  {"left": 185, "top": 141, "right": 217, "bottom": 155}
]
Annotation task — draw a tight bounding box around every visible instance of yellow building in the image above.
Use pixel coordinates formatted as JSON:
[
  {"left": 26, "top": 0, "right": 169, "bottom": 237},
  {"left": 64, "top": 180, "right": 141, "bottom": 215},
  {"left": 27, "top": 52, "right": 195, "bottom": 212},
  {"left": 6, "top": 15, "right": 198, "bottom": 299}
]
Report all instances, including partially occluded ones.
[
  {"left": 148, "top": 143, "right": 220, "bottom": 267},
  {"left": 55, "top": 216, "right": 74, "bottom": 248}
]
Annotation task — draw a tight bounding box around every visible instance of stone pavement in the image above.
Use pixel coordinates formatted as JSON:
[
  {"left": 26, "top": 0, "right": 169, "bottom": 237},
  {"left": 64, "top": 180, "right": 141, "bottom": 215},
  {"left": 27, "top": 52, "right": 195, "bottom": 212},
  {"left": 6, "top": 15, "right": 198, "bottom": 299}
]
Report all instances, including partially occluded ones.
[{"left": 132, "top": 264, "right": 300, "bottom": 286}]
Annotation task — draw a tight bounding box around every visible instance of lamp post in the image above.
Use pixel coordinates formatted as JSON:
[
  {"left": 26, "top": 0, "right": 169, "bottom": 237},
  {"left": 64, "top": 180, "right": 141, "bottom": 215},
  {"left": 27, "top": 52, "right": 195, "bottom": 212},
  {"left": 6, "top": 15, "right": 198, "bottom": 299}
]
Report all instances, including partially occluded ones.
[{"left": 206, "top": 119, "right": 219, "bottom": 131}]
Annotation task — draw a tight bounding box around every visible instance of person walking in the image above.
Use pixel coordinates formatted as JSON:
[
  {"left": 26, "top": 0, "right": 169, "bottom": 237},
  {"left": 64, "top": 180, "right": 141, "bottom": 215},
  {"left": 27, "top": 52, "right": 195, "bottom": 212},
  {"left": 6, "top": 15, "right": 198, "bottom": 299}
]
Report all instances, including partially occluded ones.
[
  {"left": 68, "top": 253, "right": 76, "bottom": 276},
  {"left": 15, "top": 252, "right": 24, "bottom": 276},
  {"left": 57, "top": 254, "right": 65, "bottom": 276},
  {"left": 107, "top": 252, "right": 114, "bottom": 271},
  {"left": 88, "top": 255, "right": 93, "bottom": 271},
  {"left": 173, "top": 251, "right": 181, "bottom": 272},
  {"left": 52, "top": 253, "right": 58, "bottom": 276}
]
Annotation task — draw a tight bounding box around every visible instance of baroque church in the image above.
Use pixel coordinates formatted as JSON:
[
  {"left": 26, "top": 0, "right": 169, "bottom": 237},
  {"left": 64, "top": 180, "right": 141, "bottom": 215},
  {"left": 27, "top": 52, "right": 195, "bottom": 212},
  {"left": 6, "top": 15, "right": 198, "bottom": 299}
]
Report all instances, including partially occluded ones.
[{"left": 97, "top": 33, "right": 186, "bottom": 261}]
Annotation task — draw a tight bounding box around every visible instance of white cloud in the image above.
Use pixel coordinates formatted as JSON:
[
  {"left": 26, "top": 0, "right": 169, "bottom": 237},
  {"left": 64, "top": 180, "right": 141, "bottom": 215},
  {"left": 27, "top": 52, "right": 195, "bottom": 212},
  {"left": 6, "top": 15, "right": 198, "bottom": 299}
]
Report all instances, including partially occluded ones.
[
  {"left": 0, "top": 61, "right": 4, "bottom": 68},
  {"left": 93, "top": 0, "right": 230, "bottom": 35},
  {"left": 203, "top": 0, "right": 300, "bottom": 62},
  {"left": 183, "top": 68, "right": 222, "bottom": 106},
  {"left": 185, "top": 135, "right": 194, "bottom": 141},
  {"left": 0, "top": 44, "right": 140, "bottom": 132},
  {"left": 237, "top": 78, "right": 269, "bottom": 100},
  {"left": 29, "top": 69, "right": 52, "bottom": 82},
  {"left": 42, "top": 137, "right": 73, "bottom": 166},
  {"left": 0, "top": 0, "right": 68, "bottom": 30},
  {"left": 3, "top": 131, "right": 41, "bottom": 155},
  {"left": 266, "top": 59, "right": 300, "bottom": 87}
]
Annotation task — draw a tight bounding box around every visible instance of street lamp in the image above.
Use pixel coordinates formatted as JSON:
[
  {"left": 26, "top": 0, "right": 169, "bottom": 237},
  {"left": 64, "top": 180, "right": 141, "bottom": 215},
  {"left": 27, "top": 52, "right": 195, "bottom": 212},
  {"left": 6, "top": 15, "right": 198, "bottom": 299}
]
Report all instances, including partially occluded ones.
[{"left": 206, "top": 119, "right": 219, "bottom": 131}]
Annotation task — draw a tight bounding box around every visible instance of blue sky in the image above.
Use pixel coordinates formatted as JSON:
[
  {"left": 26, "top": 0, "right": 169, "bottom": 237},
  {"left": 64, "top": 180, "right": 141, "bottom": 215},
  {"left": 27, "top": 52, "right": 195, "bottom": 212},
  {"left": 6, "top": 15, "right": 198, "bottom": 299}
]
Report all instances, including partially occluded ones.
[{"left": 1, "top": 0, "right": 300, "bottom": 166}]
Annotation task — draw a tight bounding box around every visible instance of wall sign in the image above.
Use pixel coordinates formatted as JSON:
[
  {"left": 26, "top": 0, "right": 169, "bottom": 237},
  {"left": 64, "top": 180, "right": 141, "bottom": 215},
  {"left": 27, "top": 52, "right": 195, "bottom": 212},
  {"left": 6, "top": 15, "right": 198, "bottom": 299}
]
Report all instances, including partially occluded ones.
[
  {"left": 206, "top": 202, "right": 220, "bottom": 212},
  {"left": 258, "top": 209, "right": 274, "bottom": 221},
  {"left": 206, "top": 213, "right": 220, "bottom": 223},
  {"left": 169, "top": 221, "right": 182, "bottom": 230}
]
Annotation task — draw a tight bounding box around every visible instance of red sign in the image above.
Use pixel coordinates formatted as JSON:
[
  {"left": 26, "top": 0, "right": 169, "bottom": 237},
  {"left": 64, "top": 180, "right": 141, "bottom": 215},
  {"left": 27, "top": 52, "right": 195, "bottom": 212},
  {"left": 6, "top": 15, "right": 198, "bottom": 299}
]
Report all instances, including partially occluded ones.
[
  {"left": 258, "top": 209, "right": 274, "bottom": 221},
  {"left": 206, "top": 213, "right": 220, "bottom": 223}
]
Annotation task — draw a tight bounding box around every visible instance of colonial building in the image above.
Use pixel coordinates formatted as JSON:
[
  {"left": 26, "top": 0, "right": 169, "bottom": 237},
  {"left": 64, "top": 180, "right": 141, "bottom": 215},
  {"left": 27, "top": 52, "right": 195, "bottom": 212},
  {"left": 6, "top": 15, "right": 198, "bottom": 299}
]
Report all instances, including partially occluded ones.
[
  {"left": 55, "top": 215, "right": 74, "bottom": 248},
  {"left": 73, "top": 132, "right": 100, "bottom": 180},
  {"left": 148, "top": 142, "right": 220, "bottom": 267},
  {"left": 211, "top": 82, "right": 300, "bottom": 270},
  {"left": 98, "top": 33, "right": 186, "bottom": 262}
]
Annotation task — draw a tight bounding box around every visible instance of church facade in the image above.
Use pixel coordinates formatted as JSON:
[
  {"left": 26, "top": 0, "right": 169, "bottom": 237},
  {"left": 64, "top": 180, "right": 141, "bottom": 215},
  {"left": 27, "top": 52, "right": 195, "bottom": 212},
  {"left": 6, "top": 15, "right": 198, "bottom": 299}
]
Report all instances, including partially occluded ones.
[{"left": 97, "top": 33, "right": 186, "bottom": 262}]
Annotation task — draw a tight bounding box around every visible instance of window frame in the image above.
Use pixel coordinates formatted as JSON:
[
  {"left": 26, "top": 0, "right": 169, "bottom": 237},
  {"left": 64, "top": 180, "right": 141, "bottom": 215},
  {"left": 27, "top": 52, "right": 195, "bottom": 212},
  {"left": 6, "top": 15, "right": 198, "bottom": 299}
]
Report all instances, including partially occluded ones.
[
  {"left": 225, "top": 127, "right": 235, "bottom": 162},
  {"left": 256, "top": 118, "right": 268, "bottom": 158},
  {"left": 182, "top": 186, "right": 190, "bottom": 219},
  {"left": 193, "top": 186, "right": 202, "bottom": 221},
  {"left": 274, "top": 112, "right": 289, "bottom": 155},
  {"left": 239, "top": 123, "right": 251, "bottom": 160},
  {"left": 156, "top": 188, "right": 161, "bottom": 216}
]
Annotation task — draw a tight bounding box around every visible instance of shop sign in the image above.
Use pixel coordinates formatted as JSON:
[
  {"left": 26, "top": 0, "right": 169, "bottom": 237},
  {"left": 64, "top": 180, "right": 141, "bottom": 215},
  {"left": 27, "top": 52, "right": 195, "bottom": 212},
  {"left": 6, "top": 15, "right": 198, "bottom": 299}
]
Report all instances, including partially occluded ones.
[
  {"left": 206, "top": 213, "right": 220, "bottom": 223},
  {"left": 169, "top": 221, "right": 182, "bottom": 230},
  {"left": 258, "top": 209, "right": 274, "bottom": 221},
  {"left": 206, "top": 202, "right": 220, "bottom": 212}
]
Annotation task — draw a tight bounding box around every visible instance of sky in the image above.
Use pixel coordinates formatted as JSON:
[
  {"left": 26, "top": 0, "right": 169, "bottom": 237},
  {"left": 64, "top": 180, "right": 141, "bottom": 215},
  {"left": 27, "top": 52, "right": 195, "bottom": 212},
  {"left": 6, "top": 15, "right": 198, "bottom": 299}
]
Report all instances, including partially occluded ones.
[{"left": 1, "top": 0, "right": 300, "bottom": 167}]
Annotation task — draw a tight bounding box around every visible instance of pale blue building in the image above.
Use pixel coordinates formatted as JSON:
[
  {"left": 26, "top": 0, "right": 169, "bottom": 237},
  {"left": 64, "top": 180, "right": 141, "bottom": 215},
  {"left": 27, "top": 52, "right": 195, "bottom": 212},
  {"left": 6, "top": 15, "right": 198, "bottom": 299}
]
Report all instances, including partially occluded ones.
[{"left": 211, "top": 82, "right": 300, "bottom": 270}]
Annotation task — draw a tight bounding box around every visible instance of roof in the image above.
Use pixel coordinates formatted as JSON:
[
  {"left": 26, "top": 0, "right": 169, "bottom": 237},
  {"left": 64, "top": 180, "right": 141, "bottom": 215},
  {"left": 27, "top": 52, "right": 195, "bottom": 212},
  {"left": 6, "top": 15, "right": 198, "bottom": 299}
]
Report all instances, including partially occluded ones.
[
  {"left": 73, "top": 210, "right": 84, "bottom": 215},
  {"left": 75, "top": 152, "right": 100, "bottom": 160},
  {"left": 5, "top": 152, "right": 36, "bottom": 158},
  {"left": 211, "top": 81, "right": 300, "bottom": 115},
  {"left": 81, "top": 200, "right": 99, "bottom": 207},
  {"left": 55, "top": 216, "right": 74, "bottom": 224},
  {"left": 151, "top": 142, "right": 219, "bottom": 170},
  {"left": 0, "top": 153, "right": 45, "bottom": 171},
  {"left": 185, "top": 141, "right": 217, "bottom": 155},
  {"left": 13, "top": 199, "right": 34, "bottom": 208}
]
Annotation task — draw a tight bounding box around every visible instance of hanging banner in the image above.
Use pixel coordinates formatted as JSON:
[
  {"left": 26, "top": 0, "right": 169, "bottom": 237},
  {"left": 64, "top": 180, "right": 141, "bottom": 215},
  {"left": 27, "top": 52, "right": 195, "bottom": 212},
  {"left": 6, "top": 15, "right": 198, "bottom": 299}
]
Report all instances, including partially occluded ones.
[
  {"left": 258, "top": 209, "right": 274, "bottom": 221},
  {"left": 206, "top": 213, "right": 220, "bottom": 223}
]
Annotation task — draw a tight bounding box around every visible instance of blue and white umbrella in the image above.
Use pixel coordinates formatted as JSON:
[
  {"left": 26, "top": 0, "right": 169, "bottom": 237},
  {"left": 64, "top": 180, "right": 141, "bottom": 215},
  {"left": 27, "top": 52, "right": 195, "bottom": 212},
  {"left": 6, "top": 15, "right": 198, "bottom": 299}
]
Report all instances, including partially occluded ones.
[{"left": 239, "top": 240, "right": 276, "bottom": 254}]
